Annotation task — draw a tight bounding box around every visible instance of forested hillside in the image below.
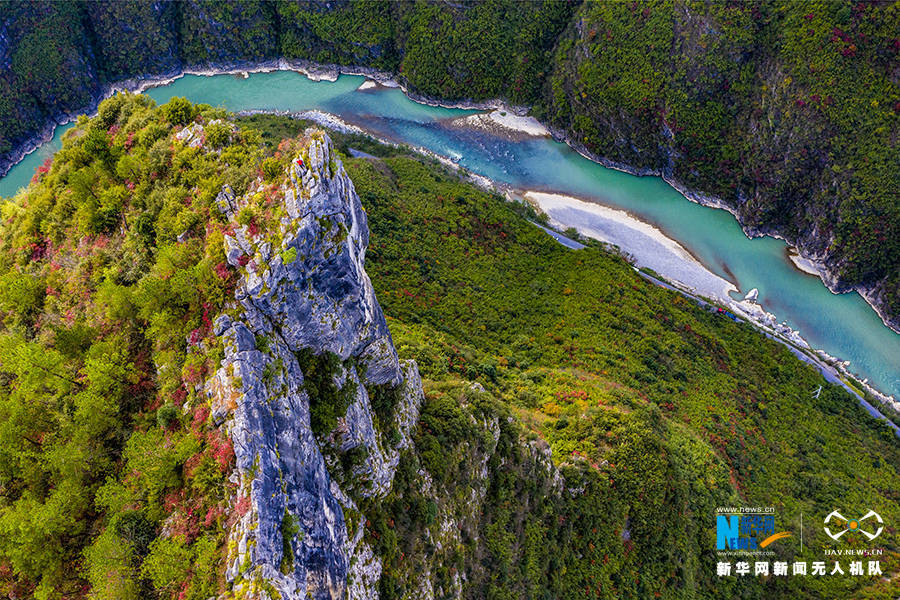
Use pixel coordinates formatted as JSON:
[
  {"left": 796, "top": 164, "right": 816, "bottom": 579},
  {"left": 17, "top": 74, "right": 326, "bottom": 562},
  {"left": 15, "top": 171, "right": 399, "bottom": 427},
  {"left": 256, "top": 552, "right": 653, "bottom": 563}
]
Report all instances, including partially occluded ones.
[
  {"left": 539, "top": 0, "right": 900, "bottom": 327},
  {"left": 0, "top": 94, "right": 897, "bottom": 599}
]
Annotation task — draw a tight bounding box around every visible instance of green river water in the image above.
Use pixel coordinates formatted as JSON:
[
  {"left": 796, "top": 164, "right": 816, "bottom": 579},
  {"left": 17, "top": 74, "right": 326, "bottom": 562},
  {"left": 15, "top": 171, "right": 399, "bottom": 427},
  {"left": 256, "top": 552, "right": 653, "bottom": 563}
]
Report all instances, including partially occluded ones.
[{"left": 1, "top": 71, "right": 897, "bottom": 400}]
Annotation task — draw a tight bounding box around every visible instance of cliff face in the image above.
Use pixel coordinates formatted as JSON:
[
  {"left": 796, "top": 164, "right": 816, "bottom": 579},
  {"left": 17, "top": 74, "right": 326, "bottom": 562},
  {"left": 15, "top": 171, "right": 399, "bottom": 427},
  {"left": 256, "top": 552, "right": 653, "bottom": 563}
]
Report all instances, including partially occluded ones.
[
  {"left": 206, "top": 131, "right": 421, "bottom": 598},
  {"left": 539, "top": 1, "right": 899, "bottom": 331}
]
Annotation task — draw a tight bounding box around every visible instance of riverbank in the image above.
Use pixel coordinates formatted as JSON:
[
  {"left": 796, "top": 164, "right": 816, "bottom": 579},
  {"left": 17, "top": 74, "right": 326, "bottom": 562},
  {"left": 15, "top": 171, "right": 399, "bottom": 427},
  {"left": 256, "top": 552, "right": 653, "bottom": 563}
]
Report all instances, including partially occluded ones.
[
  {"left": 515, "top": 188, "right": 900, "bottom": 425},
  {"left": 541, "top": 121, "right": 900, "bottom": 338},
  {"left": 443, "top": 111, "right": 550, "bottom": 140},
  {"left": 519, "top": 190, "right": 737, "bottom": 301},
  {"left": 511, "top": 190, "right": 897, "bottom": 410},
  {"left": 631, "top": 269, "right": 899, "bottom": 436}
]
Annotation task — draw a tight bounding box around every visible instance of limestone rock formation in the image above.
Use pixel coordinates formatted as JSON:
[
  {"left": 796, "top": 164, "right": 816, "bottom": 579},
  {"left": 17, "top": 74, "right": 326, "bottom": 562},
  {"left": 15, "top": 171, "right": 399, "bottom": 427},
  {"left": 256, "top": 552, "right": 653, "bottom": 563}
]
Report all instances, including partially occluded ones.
[{"left": 205, "top": 130, "right": 421, "bottom": 599}]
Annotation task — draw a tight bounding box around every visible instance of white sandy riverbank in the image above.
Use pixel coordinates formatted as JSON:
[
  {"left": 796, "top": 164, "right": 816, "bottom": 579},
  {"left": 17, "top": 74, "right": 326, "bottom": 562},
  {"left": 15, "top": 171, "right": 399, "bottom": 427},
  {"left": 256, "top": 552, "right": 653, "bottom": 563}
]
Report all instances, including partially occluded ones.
[
  {"left": 447, "top": 110, "right": 550, "bottom": 139},
  {"left": 787, "top": 247, "right": 823, "bottom": 276},
  {"left": 523, "top": 191, "right": 737, "bottom": 302}
]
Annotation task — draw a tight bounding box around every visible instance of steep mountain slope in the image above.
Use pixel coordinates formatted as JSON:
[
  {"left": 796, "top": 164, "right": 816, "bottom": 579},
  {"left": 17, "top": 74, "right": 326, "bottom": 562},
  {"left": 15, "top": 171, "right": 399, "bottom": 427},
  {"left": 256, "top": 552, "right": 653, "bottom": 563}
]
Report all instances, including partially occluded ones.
[
  {"left": 539, "top": 0, "right": 900, "bottom": 330},
  {"left": 0, "top": 95, "right": 898, "bottom": 599},
  {"left": 210, "top": 130, "right": 419, "bottom": 598}
]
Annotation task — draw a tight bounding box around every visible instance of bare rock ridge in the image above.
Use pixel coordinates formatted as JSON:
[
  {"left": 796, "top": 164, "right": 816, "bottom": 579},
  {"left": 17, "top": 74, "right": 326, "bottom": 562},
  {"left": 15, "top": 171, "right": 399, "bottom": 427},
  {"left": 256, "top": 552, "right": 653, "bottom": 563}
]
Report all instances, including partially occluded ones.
[{"left": 205, "top": 130, "right": 422, "bottom": 599}]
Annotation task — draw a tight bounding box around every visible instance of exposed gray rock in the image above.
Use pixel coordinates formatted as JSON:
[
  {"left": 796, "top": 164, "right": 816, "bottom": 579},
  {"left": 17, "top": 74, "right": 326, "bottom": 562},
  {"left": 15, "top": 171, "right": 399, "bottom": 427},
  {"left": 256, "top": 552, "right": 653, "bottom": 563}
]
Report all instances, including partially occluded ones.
[
  {"left": 346, "top": 541, "right": 382, "bottom": 600},
  {"left": 333, "top": 360, "right": 422, "bottom": 498},
  {"left": 205, "top": 130, "right": 423, "bottom": 600}
]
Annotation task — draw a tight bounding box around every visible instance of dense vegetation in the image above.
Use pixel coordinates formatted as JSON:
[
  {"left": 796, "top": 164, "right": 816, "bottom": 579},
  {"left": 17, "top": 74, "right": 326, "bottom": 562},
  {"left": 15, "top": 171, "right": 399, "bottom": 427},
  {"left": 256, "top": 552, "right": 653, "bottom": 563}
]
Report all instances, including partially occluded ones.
[
  {"left": 0, "top": 95, "right": 257, "bottom": 599},
  {"left": 0, "top": 96, "right": 897, "bottom": 598},
  {"left": 339, "top": 126, "right": 900, "bottom": 599},
  {"left": 539, "top": 0, "right": 900, "bottom": 325},
  {"left": 1, "top": 0, "right": 897, "bottom": 325}
]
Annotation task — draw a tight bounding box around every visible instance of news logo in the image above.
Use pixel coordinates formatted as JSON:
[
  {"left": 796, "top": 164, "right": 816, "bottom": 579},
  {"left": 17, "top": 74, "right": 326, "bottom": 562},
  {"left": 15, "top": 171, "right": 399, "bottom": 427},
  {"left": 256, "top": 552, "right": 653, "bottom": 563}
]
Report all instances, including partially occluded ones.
[
  {"left": 823, "top": 510, "right": 884, "bottom": 542},
  {"left": 716, "top": 511, "right": 791, "bottom": 550}
]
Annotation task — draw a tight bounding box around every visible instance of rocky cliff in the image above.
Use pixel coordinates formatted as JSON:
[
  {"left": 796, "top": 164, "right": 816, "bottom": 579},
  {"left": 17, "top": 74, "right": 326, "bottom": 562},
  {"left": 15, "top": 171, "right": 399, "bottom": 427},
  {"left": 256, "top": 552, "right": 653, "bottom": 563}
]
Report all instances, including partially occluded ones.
[
  {"left": 200, "top": 129, "right": 575, "bottom": 599},
  {"left": 205, "top": 130, "right": 421, "bottom": 599}
]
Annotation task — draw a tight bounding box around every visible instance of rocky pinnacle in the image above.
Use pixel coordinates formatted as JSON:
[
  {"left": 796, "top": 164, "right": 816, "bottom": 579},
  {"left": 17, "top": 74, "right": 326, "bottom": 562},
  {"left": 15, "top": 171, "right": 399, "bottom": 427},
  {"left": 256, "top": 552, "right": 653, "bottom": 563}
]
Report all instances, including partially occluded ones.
[{"left": 205, "top": 130, "right": 422, "bottom": 599}]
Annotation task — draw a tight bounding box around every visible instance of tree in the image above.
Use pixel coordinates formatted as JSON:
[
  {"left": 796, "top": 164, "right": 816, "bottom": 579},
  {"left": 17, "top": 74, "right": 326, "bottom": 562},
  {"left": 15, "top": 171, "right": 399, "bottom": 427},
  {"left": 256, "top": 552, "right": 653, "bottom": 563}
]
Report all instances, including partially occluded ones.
[{"left": 162, "top": 97, "right": 196, "bottom": 126}]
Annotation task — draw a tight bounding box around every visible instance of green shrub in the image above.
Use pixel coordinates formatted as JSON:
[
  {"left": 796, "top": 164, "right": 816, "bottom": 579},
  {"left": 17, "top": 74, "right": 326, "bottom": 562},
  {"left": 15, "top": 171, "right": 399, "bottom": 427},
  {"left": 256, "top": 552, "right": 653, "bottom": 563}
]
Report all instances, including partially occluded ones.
[
  {"left": 261, "top": 156, "right": 282, "bottom": 181},
  {"left": 141, "top": 536, "right": 191, "bottom": 593},
  {"left": 162, "top": 97, "right": 196, "bottom": 126},
  {"left": 83, "top": 529, "right": 141, "bottom": 600},
  {"left": 295, "top": 348, "right": 356, "bottom": 436},
  {"left": 205, "top": 121, "right": 231, "bottom": 148}
]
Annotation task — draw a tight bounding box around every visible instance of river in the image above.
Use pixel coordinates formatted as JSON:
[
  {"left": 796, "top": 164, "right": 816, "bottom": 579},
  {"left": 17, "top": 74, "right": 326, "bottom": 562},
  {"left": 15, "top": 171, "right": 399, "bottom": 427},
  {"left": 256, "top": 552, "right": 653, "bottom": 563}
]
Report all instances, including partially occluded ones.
[{"left": 1, "top": 70, "right": 897, "bottom": 401}]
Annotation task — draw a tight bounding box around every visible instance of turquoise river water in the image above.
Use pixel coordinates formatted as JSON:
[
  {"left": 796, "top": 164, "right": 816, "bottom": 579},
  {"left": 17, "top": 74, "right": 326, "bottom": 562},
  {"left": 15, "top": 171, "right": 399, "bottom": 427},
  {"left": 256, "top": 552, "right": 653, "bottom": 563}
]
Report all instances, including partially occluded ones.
[{"left": 1, "top": 71, "right": 897, "bottom": 399}]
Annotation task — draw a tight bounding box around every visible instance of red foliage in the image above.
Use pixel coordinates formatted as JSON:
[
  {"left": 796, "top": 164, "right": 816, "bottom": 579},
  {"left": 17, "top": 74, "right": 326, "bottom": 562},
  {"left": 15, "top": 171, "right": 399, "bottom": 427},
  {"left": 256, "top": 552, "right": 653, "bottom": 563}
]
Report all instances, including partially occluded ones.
[
  {"left": 171, "top": 500, "right": 202, "bottom": 543},
  {"left": 187, "top": 328, "right": 203, "bottom": 347},
  {"left": 555, "top": 389, "right": 589, "bottom": 403},
  {"left": 201, "top": 302, "right": 212, "bottom": 332},
  {"left": 172, "top": 385, "right": 187, "bottom": 406},
  {"left": 832, "top": 27, "right": 851, "bottom": 43},
  {"left": 235, "top": 494, "right": 251, "bottom": 516},
  {"left": 203, "top": 505, "right": 224, "bottom": 528},
  {"left": 164, "top": 489, "right": 185, "bottom": 513},
  {"left": 30, "top": 157, "right": 53, "bottom": 183},
  {"left": 29, "top": 239, "right": 47, "bottom": 261},
  {"left": 192, "top": 404, "right": 210, "bottom": 432},
  {"left": 237, "top": 254, "right": 250, "bottom": 267},
  {"left": 184, "top": 453, "right": 204, "bottom": 478},
  {"left": 183, "top": 362, "right": 204, "bottom": 387},
  {"left": 207, "top": 432, "right": 235, "bottom": 472},
  {"left": 214, "top": 261, "right": 231, "bottom": 281}
]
